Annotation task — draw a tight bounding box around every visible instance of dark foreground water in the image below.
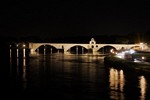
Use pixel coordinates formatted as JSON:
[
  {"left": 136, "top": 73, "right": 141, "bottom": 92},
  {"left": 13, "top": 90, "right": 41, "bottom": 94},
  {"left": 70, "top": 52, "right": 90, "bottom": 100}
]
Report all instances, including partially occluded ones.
[{"left": 1, "top": 48, "right": 150, "bottom": 100}]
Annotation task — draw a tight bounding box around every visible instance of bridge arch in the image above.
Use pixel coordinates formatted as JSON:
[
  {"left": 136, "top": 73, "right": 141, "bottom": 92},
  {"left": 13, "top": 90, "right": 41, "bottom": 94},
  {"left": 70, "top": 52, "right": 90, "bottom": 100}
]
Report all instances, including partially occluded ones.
[
  {"left": 67, "top": 45, "right": 88, "bottom": 54},
  {"left": 29, "top": 42, "right": 146, "bottom": 55},
  {"left": 35, "top": 44, "right": 58, "bottom": 54},
  {"left": 98, "top": 45, "right": 117, "bottom": 54},
  {"left": 130, "top": 46, "right": 141, "bottom": 50},
  {"left": 65, "top": 44, "right": 88, "bottom": 52}
]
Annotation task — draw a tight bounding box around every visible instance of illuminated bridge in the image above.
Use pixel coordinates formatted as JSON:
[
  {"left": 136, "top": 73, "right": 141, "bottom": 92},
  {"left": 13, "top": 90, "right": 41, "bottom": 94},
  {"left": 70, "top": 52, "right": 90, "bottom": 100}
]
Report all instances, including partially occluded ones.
[{"left": 29, "top": 38, "right": 148, "bottom": 55}]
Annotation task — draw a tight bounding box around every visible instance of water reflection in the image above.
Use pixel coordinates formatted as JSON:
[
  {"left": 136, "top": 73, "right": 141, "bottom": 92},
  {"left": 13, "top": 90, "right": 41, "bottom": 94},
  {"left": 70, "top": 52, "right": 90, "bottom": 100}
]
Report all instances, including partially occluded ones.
[
  {"left": 8, "top": 48, "right": 150, "bottom": 99},
  {"left": 139, "top": 76, "right": 147, "bottom": 100},
  {"left": 22, "top": 57, "right": 27, "bottom": 89},
  {"left": 9, "top": 48, "right": 27, "bottom": 89},
  {"left": 10, "top": 49, "right": 12, "bottom": 58},
  {"left": 109, "top": 68, "right": 125, "bottom": 100},
  {"left": 9, "top": 49, "right": 12, "bottom": 77},
  {"left": 120, "top": 70, "right": 124, "bottom": 92},
  {"left": 23, "top": 48, "right": 26, "bottom": 58},
  {"left": 16, "top": 57, "right": 19, "bottom": 79},
  {"left": 17, "top": 48, "right": 19, "bottom": 58}
]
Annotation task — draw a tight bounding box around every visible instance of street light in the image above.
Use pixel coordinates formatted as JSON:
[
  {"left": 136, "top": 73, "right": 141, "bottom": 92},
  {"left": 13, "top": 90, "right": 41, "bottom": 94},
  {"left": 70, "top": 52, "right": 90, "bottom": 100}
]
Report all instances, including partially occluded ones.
[
  {"left": 110, "top": 49, "right": 113, "bottom": 53},
  {"left": 23, "top": 44, "right": 26, "bottom": 48},
  {"left": 142, "top": 56, "right": 145, "bottom": 62}
]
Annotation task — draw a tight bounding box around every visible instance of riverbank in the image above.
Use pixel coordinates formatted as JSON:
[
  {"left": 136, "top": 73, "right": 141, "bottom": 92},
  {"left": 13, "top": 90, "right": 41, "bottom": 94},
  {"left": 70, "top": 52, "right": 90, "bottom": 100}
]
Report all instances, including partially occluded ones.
[{"left": 104, "top": 56, "right": 150, "bottom": 74}]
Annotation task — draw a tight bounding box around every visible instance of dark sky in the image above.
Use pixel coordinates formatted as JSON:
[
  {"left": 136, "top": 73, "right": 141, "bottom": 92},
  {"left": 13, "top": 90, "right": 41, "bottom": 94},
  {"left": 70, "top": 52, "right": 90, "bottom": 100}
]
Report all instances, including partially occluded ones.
[{"left": 2, "top": 1, "right": 150, "bottom": 38}]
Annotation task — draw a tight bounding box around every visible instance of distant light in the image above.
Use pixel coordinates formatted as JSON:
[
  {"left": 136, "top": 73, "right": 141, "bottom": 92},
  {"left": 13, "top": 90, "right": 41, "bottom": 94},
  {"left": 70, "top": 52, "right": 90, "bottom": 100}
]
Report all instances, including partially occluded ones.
[
  {"left": 142, "top": 56, "right": 145, "bottom": 60},
  {"left": 23, "top": 44, "right": 26, "bottom": 47},
  {"left": 110, "top": 49, "right": 113, "bottom": 52}
]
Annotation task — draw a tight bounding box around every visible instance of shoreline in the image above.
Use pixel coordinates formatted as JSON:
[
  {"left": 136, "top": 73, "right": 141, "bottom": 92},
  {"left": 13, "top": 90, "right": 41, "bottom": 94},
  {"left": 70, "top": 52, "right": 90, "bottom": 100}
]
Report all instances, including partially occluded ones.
[{"left": 104, "top": 56, "right": 150, "bottom": 74}]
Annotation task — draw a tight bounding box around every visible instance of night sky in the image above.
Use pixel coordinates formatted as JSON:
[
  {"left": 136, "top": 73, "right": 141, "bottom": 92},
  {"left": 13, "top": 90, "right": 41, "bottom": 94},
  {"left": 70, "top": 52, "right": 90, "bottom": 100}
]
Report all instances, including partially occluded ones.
[{"left": 2, "top": 1, "right": 150, "bottom": 38}]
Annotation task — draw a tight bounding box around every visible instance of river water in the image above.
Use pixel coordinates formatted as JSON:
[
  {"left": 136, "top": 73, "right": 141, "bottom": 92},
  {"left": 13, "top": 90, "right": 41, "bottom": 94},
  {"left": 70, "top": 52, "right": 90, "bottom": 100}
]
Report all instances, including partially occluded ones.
[{"left": 1, "top": 48, "right": 150, "bottom": 100}]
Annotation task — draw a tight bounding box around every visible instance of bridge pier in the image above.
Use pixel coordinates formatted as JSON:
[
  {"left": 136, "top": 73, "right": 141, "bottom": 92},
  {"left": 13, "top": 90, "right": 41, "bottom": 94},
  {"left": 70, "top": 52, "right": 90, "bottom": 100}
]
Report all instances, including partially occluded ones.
[
  {"left": 30, "top": 49, "right": 37, "bottom": 55},
  {"left": 64, "top": 51, "right": 70, "bottom": 55}
]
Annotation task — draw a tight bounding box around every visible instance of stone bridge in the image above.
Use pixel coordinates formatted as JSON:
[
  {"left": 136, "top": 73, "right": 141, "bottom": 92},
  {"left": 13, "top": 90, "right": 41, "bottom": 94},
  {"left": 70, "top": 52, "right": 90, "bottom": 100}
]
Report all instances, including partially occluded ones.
[{"left": 29, "top": 38, "right": 147, "bottom": 55}]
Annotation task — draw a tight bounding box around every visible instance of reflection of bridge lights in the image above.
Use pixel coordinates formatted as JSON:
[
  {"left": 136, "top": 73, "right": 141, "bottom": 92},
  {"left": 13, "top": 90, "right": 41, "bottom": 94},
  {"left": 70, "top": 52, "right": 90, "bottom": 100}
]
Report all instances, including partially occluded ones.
[
  {"left": 139, "top": 76, "right": 147, "bottom": 100},
  {"left": 109, "top": 68, "right": 125, "bottom": 99}
]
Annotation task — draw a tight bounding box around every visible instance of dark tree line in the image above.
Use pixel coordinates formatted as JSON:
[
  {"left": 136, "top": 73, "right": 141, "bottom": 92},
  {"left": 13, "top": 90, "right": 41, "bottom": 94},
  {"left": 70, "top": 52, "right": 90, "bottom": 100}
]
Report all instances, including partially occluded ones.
[{"left": 2, "top": 30, "right": 150, "bottom": 44}]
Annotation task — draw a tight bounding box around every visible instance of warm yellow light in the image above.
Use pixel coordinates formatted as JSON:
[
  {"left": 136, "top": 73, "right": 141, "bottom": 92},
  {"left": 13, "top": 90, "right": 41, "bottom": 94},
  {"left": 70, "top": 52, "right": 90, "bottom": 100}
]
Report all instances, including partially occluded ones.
[
  {"left": 110, "top": 49, "right": 114, "bottom": 53},
  {"left": 140, "top": 42, "right": 143, "bottom": 45},
  {"left": 139, "top": 76, "right": 147, "bottom": 100},
  {"left": 142, "top": 56, "right": 145, "bottom": 60}
]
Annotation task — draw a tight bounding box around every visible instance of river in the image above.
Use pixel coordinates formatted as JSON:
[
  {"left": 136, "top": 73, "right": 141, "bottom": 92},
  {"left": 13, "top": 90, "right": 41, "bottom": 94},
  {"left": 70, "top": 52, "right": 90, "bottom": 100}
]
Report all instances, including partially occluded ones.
[{"left": 1, "top": 47, "right": 150, "bottom": 100}]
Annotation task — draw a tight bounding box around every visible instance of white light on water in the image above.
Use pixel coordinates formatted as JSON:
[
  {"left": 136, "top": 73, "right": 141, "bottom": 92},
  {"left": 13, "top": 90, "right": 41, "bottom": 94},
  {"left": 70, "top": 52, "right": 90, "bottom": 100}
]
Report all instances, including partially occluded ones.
[
  {"left": 116, "top": 49, "right": 135, "bottom": 59},
  {"left": 142, "top": 56, "right": 145, "bottom": 60},
  {"left": 116, "top": 52, "right": 125, "bottom": 58},
  {"left": 129, "top": 49, "right": 135, "bottom": 54}
]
